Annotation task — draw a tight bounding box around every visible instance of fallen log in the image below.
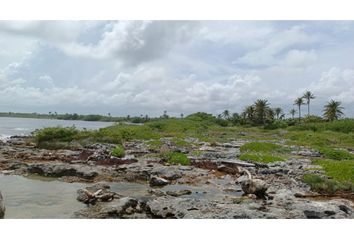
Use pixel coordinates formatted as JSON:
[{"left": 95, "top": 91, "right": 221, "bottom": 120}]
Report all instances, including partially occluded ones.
[{"left": 0, "top": 191, "right": 5, "bottom": 219}]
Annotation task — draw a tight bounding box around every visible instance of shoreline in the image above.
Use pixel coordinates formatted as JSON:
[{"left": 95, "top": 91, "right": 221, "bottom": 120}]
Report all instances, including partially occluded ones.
[{"left": 1, "top": 135, "right": 353, "bottom": 219}]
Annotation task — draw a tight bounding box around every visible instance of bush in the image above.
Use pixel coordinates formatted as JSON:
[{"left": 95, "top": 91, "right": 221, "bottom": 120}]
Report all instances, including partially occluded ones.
[
  {"left": 35, "top": 127, "right": 79, "bottom": 145},
  {"left": 163, "top": 152, "right": 190, "bottom": 165},
  {"left": 111, "top": 145, "right": 125, "bottom": 158},
  {"left": 239, "top": 153, "right": 284, "bottom": 163},
  {"left": 263, "top": 120, "right": 288, "bottom": 130}
]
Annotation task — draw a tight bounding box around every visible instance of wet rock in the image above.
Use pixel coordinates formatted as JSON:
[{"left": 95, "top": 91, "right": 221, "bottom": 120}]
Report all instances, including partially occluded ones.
[
  {"left": 303, "top": 210, "right": 324, "bottom": 219},
  {"left": 149, "top": 176, "right": 170, "bottom": 187},
  {"left": 217, "top": 164, "right": 239, "bottom": 175},
  {"left": 27, "top": 163, "right": 99, "bottom": 180},
  {"left": 0, "top": 191, "right": 5, "bottom": 219},
  {"left": 259, "top": 168, "right": 289, "bottom": 175},
  {"left": 166, "top": 190, "right": 192, "bottom": 197},
  {"left": 291, "top": 150, "right": 321, "bottom": 158},
  {"left": 152, "top": 167, "right": 183, "bottom": 180},
  {"left": 74, "top": 197, "right": 140, "bottom": 218}
]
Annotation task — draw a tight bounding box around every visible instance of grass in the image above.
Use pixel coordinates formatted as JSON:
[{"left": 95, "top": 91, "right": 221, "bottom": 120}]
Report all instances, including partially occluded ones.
[
  {"left": 302, "top": 158, "right": 354, "bottom": 194},
  {"left": 239, "top": 153, "right": 285, "bottom": 163},
  {"left": 240, "top": 142, "right": 288, "bottom": 153},
  {"left": 301, "top": 174, "right": 352, "bottom": 194},
  {"left": 111, "top": 145, "right": 125, "bottom": 158},
  {"left": 316, "top": 147, "right": 354, "bottom": 160},
  {"left": 312, "top": 159, "right": 354, "bottom": 184},
  {"left": 162, "top": 151, "right": 190, "bottom": 166},
  {"left": 289, "top": 119, "right": 354, "bottom": 134}
]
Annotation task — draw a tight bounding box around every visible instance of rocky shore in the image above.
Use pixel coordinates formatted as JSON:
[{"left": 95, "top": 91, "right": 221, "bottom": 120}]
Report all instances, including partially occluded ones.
[{"left": 0, "top": 136, "right": 353, "bottom": 219}]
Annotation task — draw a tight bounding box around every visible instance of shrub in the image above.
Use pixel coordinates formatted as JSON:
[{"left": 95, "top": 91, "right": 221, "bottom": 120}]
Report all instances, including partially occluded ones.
[
  {"left": 264, "top": 120, "right": 288, "bottom": 130},
  {"left": 111, "top": 145, "right": 125, "bottom": 158},
  {"left": 239, "top": 153, "right": 284, "bottom": 163},
  {"left": 163, "top": 152, "right": 190, "bottom": 165},
  {"left": 35, "top": 127, "right": 79, "bottom": 145}
]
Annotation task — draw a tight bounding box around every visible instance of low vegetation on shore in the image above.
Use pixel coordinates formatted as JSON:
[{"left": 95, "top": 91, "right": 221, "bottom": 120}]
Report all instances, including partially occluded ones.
[{"left": 30, "top": 92, "right": 354, "bottom": 196}]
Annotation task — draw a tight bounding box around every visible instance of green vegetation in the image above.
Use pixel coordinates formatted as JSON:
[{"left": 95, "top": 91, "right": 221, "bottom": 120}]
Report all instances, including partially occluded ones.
[
  {"left": 163, "top": 152, "right": 190, "bottom": 166},
  {"left": 289, "top": 119, "right": 354, "bottom": 134},
  {"left": 239, "top": 153, "right": 285, "bottom": 163},
  {"left": 316, "top": 147, "right": 354, "bottom": 160},
  {"left": 312, "top": 159, "right": 354, "bottom": 184},
  {"left": 111, "top": 145, "right": 125, "bottom": 158},
  {"left": 302, "top": 174, "right": 353, "bottom": 194},
  {"left": 240, "top": 142, "right": 288, "bottom": 153}
]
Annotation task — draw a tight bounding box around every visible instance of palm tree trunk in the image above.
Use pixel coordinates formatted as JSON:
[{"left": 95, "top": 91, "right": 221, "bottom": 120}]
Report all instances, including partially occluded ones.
[
  {"left": 308, "top": 101, "right": 310, "bottom": 116},
  {"left": 298, "top": 105, "right": 301, "bottom": 121}
]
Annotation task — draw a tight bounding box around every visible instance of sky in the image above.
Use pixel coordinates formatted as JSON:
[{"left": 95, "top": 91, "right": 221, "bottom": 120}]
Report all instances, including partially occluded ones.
[{"left": 0, "top": 20, "right": 354, "bottom": 117}]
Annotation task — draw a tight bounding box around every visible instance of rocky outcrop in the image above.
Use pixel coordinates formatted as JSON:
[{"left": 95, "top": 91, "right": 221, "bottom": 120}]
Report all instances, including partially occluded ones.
[
  {"left": 27, "top": 162, "right": 99, "bottom": 180},
  {"left": 149, "top": 176, "right": 170, "bottom": 187},
  {"left": 0, "top": 191, "right": 5, "bottom": 218}
]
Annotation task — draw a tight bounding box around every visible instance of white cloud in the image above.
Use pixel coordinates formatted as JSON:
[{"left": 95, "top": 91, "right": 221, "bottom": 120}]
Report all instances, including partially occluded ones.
[
  {"left": 236, "top": 26, "right": 318, "bottom": 67},
  {"left": 284, "top": 49, "right": 317, "bottom": 67}
]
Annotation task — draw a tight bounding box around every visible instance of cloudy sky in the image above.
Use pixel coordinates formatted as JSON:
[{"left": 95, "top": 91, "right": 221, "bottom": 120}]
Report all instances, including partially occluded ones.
[{"left": 0, "top": 20, "right": 354, "bottom": 117}]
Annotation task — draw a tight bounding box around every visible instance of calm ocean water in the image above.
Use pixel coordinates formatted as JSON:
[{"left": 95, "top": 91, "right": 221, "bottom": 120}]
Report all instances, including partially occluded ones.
[{"left": 0, "top": 117, "right": 113, "bottom": 139}]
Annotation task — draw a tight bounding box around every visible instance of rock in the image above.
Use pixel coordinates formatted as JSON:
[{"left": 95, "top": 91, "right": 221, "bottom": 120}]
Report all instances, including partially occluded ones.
[
  {"left": 291, "top": 150, "right": 321, "bottom": 158},
  {"left": 221, "top": 159, "right": 255, "bottom": 168},
  {"left": 0, "top": 191, "right": 5, "bottom": 219},
  {"left": 149, "top": 176, "right": 170, "bottom": 187},
  {"left": 74, "top": 197, "right": 140, "bottom": 218},
  {"left": 303, "top": 210, "right": 324, "bottom": 219},
  {"left": 166, "top": 190, "right": 192, "bottom": 197},
  {"left": 217, "top": 164, "right": 239, "bottom": 174},
  {"left": 27, "top": 163, "right": 99, "bottom": 180}
]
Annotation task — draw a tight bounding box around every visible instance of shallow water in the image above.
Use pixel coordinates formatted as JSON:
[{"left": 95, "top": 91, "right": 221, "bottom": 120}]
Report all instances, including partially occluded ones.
[
  {"left": 0, "top": 174, "right": 147, "bottom": 219},
  {"left": 0, "top": 117, "right": 113, "bottom": 139}
]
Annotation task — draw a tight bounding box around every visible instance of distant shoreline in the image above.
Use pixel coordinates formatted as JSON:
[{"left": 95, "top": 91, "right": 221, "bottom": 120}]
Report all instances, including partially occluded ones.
[{"left": 0, "top": 113, "right": 118, "bottom": 123}]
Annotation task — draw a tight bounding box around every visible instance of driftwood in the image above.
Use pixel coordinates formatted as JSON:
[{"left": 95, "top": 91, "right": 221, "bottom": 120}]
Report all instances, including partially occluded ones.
[
  {"left": 78, "top": 188, "right": 115, "bottom": 204},
  {"left": 237, "top": 167, "right": 268, "bottom": 199},
  {"left": 0, "top": 191, "right": 5, "bottom": 219}
]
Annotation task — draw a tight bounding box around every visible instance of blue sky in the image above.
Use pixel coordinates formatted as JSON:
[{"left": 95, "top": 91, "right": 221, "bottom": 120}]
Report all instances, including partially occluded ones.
[{"left": 0, "top": 20, "right": 354, "bottom": 117}]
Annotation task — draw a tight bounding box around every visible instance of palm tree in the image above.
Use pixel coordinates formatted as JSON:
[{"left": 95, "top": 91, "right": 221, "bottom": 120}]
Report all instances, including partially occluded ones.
[
  {"left": 274, "top": 107, "right": 283, "bottom": 120},
  {"left": 243, "top": 105, "right": 255, "bottom": 123},
  {"left": 254, "top": 99, "right": 270, "bottom": 124},
  {"left": 302, "top": 91, "right": 315, "bottom": 116},
  {"left": 221, "top": 110, "right": 230, "bottom": 120},
  {"left": 323, "top": 100, "right": 344, "bottom": 121},
  {"left": 289, "top": 109, "right": 297, "bottom": 119},
  {"left": 294, "top": 97, "right": 305, "bottom": 120}
]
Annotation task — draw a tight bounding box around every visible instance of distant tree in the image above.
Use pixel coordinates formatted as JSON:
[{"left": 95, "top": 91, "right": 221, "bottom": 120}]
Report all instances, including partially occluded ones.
[
  {"left": 302, "top": 91, "right": 315, "bottom": 116},
  {"left": 274, "top": 107, "right": 284, "bottom": 120},
  {"left": 289, "top": 109, "right": 297, "bottom": 119},
  {"left": 243, "top": 105, "right": 255, "bottom": 123},
  {"left": 127, "top": 115, "right": 130, "bottom": 120},
  {"left": 230, "top": 113, "right": 241, "bottom": 125},
  {"left": 180, "top": 113, "right": 184, "bottom": 118},
  {"left": 323, "top": 100, "right": 344, "bottom": 121},
  {"left": 221, "top": 110, "right": 230, "bottom": 120},
  {"left": 162, "top": 110, "right": 169, "bottom": 119},
  {"left": 108, "top": 113, "right": 111, "bottom": 117},
  {"left": 294, "top": 97, "right": 305, "bottom": 120},
  {"left": 254, "top": 99, "right": 270, "bottom": 124}
]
